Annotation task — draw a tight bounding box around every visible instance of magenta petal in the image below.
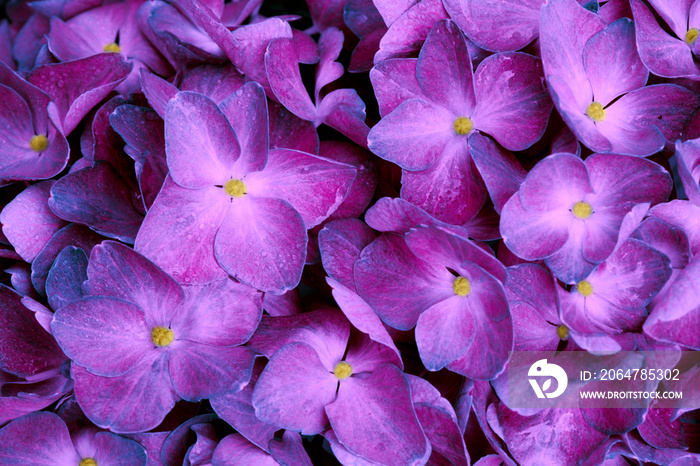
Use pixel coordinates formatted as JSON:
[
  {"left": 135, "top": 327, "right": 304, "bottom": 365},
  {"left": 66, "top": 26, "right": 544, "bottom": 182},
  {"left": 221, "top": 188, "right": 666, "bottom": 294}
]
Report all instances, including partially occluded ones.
[
  {"left": 498, "top": 405, "right": 608, "bottom": 466},
  {"left": 218, "top": 82, "right": 268, "bottom": 174},
  {"left": 268, "top": 100, "right": 319, "bottom": 154},
  {"left": 92, "top": 431, "right": 148, "bottom": 466},
  {"left": 599, "top": 84, "right": 700, "bottom": 155},
  {"left": 169, "top": 342, "right": 255, "bottom": 401},
  {"left": 638, "top": 408, "right": 687, "bottom": 450},
  {"left": 165, "top": 91, "right": 240, "bottom": 188},
  {"left": 171, "top": 279, "right": 262, "bottom": 346},
  {"left": 210, "top": 360, "right": 278, "bottom": 452},
  {"left": 540, "top": 0, "right": 605, "bottom": 108},
  {"left": 364, "top": 197, "right": 441, "bottom": 233},
  {"left": 405, "top": 225, "right": 507, "bottom": 283},
  {"left": 27, "top": 54, "right": 132, "bottom": 134},
  {"left": 139, "top": 70, "right": 177, "bottom": 119},
  {"left": 180, "top": 63, "right": 245, "bottom": 104},
  {"left": 72, "top": 353, "right": 178, "bottom": 434},
  {"left": 252, "top": 342, "right": 338, "bottom": 435},
  {"left": 134, "top": 177, "right": 228, "bottom": 285},
  {"left": 245, "top": 148, "right": 356, "bottom": 228},
  {"left": 31, "top": 224, "right": 103, "bottom": 297},
  {"left": 268, "top": 431, "right": 313, "bottom": 466},
  {"left": 547, "top": 76, "right": 612, "bottom": 153},
  {"left": 583, "top": 19, "right": 648, "bottom": 107},
  {"left": 586, "top": 153, "right": 672, "bottom": 209},
  {"left": 375, "top": 0, "right": 448, "bottom": 63},
  {"left": 318, "top": 89, "right": 371, "bottom": 148},
  {"left": 247, "top": 310, "right": 350, "bottom": 369},
  {"left": 46, "top": 246, "right": 88, "bottom": 311},
  {"left": 447, "top": 0, "right": 541, "bottom": 52},
  {"left": 326, "top": 364, "right": 430, "bottom": 466},
  {"left": 354, "top": 234, "right": 454, "bottom": 330},
  {"left": 48, "top": 162, "right": 144, "bottom": 243},
  {"left": 630, "top": 0, "right": 700, "bottom": 79},
  {"left": 434, "top": 265, "right": 511, "bottom": 379},
  {"left": 1, "top": 180, "right": 66, "bottom": 262},
  {"left": 0, "top": 285, "right": 64, "bottom": 377},
  {"left": 212, "top": 434, "right": 277, "bottom": 466},
  {"left": 472, "top": 52, "right": 552, "bottom": 151},
  {"left": 677, "top": 139, "right": 700, "bottom": 205},
  {"left": 315, "top": 28, "right": 344, "bottom": 100},
  {"left": 416, "top": 19, "right": 475, "bottom": 115},
  {"left": 0, "top": 412, "right": 80, "bottom": 465},
  {"left": 319, "top": 219, "right": 376, "bottom": 291},
  {"left": 367, "top": 98, "right": 455, "bottom": 171},
  {"left": 500, "top": 193, "right": 571, "bottom": 261},
  {"left": 84, "top": 241, "right": 184, "bottom": 325},
  {"left": 265, "top": 38, "right": 317, "bottom": 121},
  {"left": 469, "top": 133, "right": 527, "bottom": 214},
  {"left": 51, "top": 296, "right": 154, "bottom": 377},
  {"left": 401, "top": 140, "right": 487, "bottom": 225},
  {"left": 415, "top": 296, "right": 476, "bottom": 370},
  {"left": 215, "top": 196, "right": 306, "bottom": 294},
  {"left": 328, "top": 278, "right": 402, "bottom": 367},
  {"left": 370, "top": 58, "right": 423, "bottom": 117}
]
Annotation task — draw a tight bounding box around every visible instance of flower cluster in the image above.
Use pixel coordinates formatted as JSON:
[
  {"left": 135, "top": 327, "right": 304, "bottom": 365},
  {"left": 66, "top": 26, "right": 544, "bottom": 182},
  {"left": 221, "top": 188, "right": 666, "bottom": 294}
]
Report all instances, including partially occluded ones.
[{"left": 0, "top": 0, "right": 698, "bottom": 464}]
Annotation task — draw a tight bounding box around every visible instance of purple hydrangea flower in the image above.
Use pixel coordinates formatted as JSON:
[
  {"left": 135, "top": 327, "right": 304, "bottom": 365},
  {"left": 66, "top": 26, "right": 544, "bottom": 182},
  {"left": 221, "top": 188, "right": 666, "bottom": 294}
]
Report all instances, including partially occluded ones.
[
  {"left": 541, "top": 0, "right": 699, "bottom": 156},
  {"left": 0, "top": 63, "right": 69, "bottom": 181},
  {"left": 368, "top": 19, "right": 552, "bottom": 224},
  {"left": 51, "top": 241, "right": 262, "bottom": 432},
  {"left": 248, "top": 310, "right": 430, "bottom": 465},
  {"left": 0, "top": 411, "right": 147, "bottom": 465},
  {"left": 48, "top": 0, "right": 170, "bottom": 93},
  {"left": 355, "top": 224, "right": 512, "bottom": 379},
  {"left": 135, "top": 83, "right": 356, "bottom": 293},
  {"left": 630, "top": 0, "right": 700, "bottom": 79},
  {"left": 500, "top": 152, "right": 672, "bottom": 283}
]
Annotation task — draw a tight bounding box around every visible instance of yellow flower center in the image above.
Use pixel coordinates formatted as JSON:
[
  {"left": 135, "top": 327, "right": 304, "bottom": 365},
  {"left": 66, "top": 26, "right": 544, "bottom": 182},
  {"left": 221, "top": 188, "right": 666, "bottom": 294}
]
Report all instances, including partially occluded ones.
[
  {"left": 577, "top": 280, "right": 594, "bottom": 297},
  {"left": 452, "top": 276, "right": 471, "bottom": 297},
  {"left": 151, "top": 327, "right": 174, "bottom": 347},
  {"left": 80, "top": 459, "right": 97, "bottom": 466},
  {"left": 453, "top": 116, "right": 473, "bottom": 135},
  {"left": 572, "top": 201, "right": 592, "bottom": 219},
  {"left": 586, "top": 102, "right": 605, "bottom": 122},
  {"left": 103, "top": 42, "right": 121, "bottom": 53},
  {"left": 29, "top": 134, "right": 49, "bottom": 152},
  {"left": 686, "top": 28, "right": 698, "bottom": 45},
  {"left": 224, "top": 179, "right": 246, "bottom": 198},
  {"left": 556, "top": 324, "right": 569, "bottom": 341},
  {"left": 333, "top": 361, "right": 352, "bottom": 380}
]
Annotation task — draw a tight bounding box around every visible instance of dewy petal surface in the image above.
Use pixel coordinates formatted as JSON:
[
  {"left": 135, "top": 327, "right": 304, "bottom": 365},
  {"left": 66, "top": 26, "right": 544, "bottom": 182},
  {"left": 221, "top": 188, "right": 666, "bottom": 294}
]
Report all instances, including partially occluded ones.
[
  {"left": 169, "top": 342, "right": 256, "bottom": 401},
  {"left": 215, "top": 196, "right": 307, "bottom": 295},
  {"left": 416, "top": 19, "right": 475, "bottom": 116},
  {"left": 135, "top": 177, "right": 229, "bottom": 285},
  {"left": 51, "top": 296, "right": 154, "bottom": 377},
  {"left": 252, "top": 342, "right": 338, "bottom": 435},
  {"left": 244, "top": 148, "right": 356, "bottom": 228},
  {"left": 583, "top": 18, "right": 648, "bottom": 107},
  {"left": 0, "top": 412, "right": 81, "bottom": 466},
  {"left": 165, "top": 92, "right": 240, "bottom": 188},
  {"left": 72, "top": 352, "right": 178, "bottom": 434},
  {"left": 444, "top": 0, "right": 542, "bottom": 52},
  {"left": 326, "top": 364, "right": 430, "bottom": 466},
  {"left": 84, "top": 241, "right": 184, "bottom": 325},
  {"left": 367, "top": 98, "right": 456, "bottom": 171},
  {"left": 354, "top": 233, "right": 455, "bottom": 330},
  {"left": 472, "top": 52, "right": 552, "bottom": 151}
]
